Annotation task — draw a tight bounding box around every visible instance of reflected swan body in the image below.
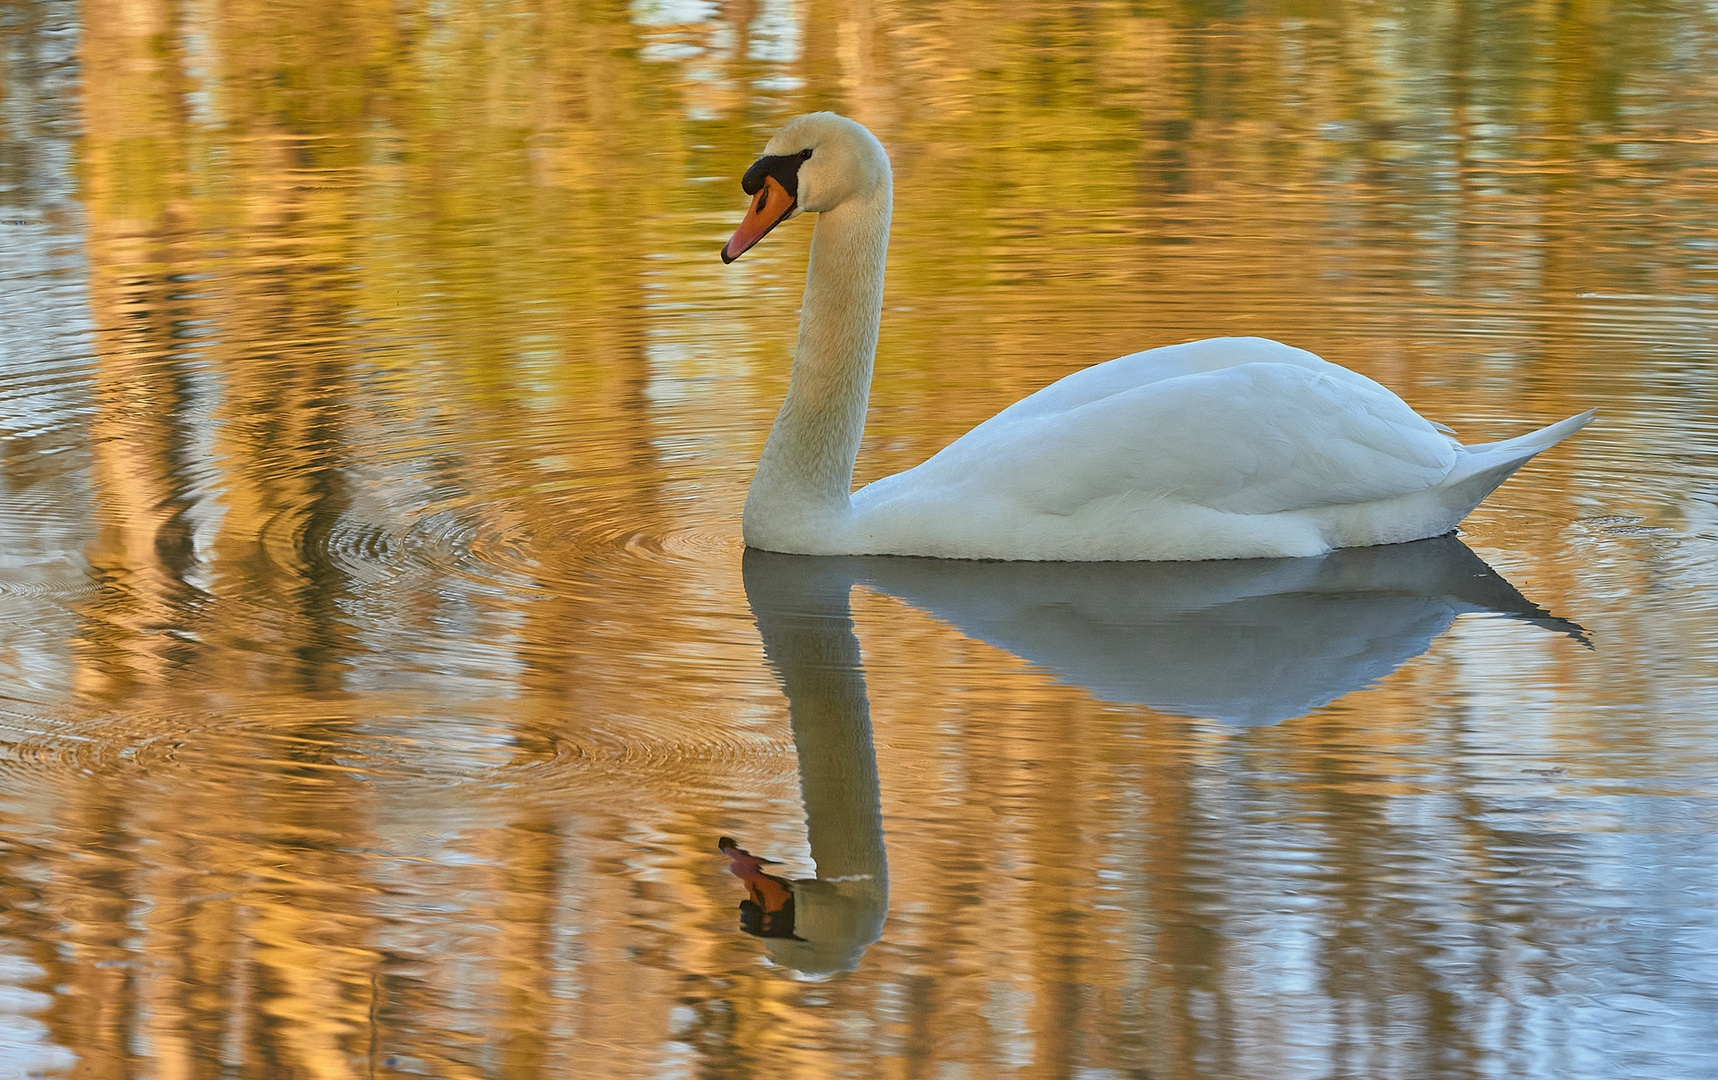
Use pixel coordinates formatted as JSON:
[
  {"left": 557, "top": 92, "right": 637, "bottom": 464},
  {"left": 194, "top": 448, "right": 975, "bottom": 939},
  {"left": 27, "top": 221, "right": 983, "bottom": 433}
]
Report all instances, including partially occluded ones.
[
  {"left": 724, "top": 113, "right": 1592, "bottom": 561},
  {"left": 747, "top": 534, "right": 1586, "bottom": 729}
]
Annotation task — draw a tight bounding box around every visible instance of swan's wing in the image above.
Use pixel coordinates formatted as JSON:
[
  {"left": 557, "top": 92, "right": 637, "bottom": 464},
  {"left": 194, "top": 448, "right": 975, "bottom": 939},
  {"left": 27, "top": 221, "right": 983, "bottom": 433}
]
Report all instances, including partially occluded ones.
[
  {"left": 894, "top": 361, "right": 1458, "bottom": 517},
  {"left": 982, "top": 336, "right": 1335, "bottom": 426}
]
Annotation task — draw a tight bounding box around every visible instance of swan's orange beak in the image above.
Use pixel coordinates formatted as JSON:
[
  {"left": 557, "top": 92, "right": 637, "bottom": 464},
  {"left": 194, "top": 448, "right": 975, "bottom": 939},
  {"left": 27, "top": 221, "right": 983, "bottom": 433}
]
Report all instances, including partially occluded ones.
[{"left": 722, "top": 175, "right": 796, "bottom": 264}]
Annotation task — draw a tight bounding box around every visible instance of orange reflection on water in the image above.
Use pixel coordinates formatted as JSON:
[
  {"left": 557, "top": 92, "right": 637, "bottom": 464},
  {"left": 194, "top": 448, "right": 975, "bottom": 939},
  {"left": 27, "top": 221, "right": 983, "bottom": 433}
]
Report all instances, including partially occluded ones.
[{"left": 0, "top": 0, "right": 1711, "bottom": 1076}]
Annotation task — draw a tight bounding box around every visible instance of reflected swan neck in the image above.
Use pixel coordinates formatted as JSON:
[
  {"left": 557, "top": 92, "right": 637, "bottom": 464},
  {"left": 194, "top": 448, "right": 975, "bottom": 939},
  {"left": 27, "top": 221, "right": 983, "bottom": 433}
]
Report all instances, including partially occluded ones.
[{"left": 742, "top": 553, "right": 888, "bottom": 882}]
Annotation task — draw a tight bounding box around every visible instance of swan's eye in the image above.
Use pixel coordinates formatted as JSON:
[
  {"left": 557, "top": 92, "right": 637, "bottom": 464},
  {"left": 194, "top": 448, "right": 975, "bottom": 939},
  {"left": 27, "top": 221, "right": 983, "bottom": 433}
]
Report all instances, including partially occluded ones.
[{"left": 799, "top": 148, "right": 813, "bottom": 160}]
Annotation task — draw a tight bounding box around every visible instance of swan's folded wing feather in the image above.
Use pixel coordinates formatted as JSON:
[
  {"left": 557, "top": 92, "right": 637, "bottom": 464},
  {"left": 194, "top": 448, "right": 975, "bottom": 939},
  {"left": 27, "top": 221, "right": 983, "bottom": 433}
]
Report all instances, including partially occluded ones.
[
  {"left": 981, "top": 336, "right": 1332, "bottom": 427},
  {"left": 927, "top": 362, "right": 1458, "bottom": 518}
]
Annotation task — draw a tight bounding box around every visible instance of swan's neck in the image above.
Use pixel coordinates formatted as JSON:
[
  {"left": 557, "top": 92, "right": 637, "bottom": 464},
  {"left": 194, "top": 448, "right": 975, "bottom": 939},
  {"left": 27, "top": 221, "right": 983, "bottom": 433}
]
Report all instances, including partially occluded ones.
[{"left": 744, "top": 188, "right": 891, "bottom": 551}]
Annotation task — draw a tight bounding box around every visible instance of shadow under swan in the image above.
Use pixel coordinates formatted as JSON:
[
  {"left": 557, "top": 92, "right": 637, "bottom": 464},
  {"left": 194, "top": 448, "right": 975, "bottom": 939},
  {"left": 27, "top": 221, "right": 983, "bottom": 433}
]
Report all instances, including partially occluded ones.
[{"left": 728, "top": 534, "right": 1584, "bottom": 972}]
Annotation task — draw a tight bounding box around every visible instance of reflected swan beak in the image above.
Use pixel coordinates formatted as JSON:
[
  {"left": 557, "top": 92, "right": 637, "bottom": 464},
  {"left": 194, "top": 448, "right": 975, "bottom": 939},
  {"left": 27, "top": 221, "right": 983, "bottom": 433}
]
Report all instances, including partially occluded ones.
[
  {"left": 722, "top": 175, "right": 797, "bottom": 263},
  {"left": 720, "top": 837, "right": 802, "bottom": 941}
]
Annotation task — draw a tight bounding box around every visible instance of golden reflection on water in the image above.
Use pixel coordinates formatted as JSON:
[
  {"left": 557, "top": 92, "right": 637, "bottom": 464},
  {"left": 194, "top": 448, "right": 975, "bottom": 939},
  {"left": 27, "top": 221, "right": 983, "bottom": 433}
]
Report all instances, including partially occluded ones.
[{"left": 1, "top": 0, "right": 1716, "bottom": 1076}]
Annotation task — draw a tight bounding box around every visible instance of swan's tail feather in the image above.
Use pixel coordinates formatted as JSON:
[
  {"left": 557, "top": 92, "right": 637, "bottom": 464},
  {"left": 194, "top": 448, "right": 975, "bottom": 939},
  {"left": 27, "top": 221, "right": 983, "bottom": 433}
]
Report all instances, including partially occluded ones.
[
  {"left": 1430, "top": 409, "right": 1594, "bottom": 528},
  {"left": 1460, "top": 408, "right": 1596, "bottom": 462}
]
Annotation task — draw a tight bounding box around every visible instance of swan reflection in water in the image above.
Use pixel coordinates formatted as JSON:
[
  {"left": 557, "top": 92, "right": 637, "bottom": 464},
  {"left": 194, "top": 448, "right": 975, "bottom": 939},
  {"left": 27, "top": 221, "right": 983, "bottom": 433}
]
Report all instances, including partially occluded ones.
[{"left": 726, "top": 535, "right": 1585, "bottom": 972}]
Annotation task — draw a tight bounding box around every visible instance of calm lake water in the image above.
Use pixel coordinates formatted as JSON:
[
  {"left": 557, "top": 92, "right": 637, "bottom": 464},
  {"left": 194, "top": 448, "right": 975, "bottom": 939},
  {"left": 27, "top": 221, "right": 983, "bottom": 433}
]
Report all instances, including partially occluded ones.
[{"left": 2, "top": 1, "right": 1716, "bottom": 1077}]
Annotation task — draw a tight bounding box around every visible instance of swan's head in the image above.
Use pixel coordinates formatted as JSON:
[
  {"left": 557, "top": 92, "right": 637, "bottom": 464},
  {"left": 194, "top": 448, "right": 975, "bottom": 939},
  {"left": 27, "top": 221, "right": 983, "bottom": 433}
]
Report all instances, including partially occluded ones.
[{"left": 721, "top": 112, "right": 891, "bottom": 263}]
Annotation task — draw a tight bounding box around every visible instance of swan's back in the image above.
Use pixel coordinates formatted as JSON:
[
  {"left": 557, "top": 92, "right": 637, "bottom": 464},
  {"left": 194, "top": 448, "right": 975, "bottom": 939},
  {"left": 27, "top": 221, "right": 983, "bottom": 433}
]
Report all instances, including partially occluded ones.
[{"left": 979, "top": 336, "right": 1338, "bottom": 426}]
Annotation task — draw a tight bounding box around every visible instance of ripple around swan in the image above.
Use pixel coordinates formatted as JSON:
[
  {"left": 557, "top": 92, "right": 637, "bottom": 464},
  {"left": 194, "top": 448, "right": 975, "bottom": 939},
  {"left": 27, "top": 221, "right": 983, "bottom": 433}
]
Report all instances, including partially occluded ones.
[
  {"left": 0, "top": 446, "right": 774, "bottom": 795},
  {"left": 638, "top": 523, "right": 749, "bottom": 564},
  {"left": 0, "top": 694, "right": 795, "bottom": 805},
  {"left": 503, "top": 722, "right": 793, "bottom": 789},
  {"left": 0, "top": 706, "right": 184, "bottom": 786},
  {"left": 0, "top": 569, "right": 101, "bottom": 604},
  {"left": 330, "top": 512, "right": 542, "bottom": 598},
  {"left": 301, "top": 479, "right": 746, "bottom": 599}
]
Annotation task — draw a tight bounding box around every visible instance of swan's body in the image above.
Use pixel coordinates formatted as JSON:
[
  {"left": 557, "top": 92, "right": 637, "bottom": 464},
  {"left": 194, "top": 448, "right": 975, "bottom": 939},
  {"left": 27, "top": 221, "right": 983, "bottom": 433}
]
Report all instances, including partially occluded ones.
[{"left": 724, "top": 113, "right": 1592, "bottom": 562}]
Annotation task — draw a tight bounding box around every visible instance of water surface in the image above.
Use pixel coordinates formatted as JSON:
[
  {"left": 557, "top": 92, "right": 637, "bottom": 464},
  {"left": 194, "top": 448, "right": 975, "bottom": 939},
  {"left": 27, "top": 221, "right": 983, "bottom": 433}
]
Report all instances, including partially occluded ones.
[{"left": 1, "top": 1, "right": 1715, "bottom": 1077}]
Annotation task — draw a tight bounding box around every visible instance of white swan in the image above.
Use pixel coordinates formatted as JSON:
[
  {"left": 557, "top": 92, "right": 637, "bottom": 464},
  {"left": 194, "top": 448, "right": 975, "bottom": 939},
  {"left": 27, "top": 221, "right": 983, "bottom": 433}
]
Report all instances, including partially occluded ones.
[{"left": 722, "top": 112, "right": 1592, "bottom": 561}]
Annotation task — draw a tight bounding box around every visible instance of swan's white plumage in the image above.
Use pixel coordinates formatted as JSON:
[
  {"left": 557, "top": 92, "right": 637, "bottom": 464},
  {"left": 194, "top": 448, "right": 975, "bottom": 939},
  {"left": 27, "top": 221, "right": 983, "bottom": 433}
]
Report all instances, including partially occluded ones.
[{"left": 730, "top": 114, "right": 1592, "bottom": 562}]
